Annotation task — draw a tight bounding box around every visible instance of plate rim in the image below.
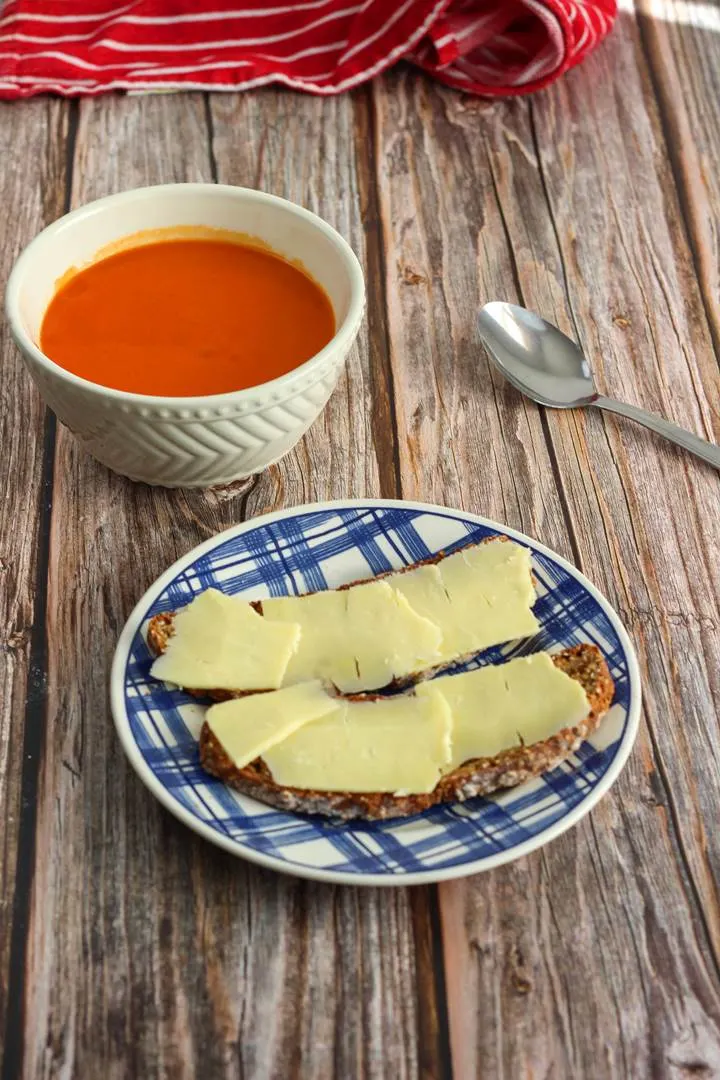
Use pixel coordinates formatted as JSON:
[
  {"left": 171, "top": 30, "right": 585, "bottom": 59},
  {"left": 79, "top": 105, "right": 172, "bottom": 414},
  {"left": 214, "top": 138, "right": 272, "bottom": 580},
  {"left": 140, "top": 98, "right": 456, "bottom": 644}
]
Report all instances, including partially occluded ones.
[{"left": 110, "top": 498, "right": 642, "bottom": 887}]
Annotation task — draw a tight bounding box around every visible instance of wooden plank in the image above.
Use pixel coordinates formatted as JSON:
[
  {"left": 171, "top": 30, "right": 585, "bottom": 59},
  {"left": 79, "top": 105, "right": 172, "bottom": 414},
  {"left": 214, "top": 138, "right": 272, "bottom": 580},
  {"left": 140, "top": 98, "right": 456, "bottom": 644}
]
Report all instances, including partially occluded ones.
[
  {"left": 21, "top": 90, "right": 433, "bottom": 1080},
  {"left": 636, "top": 0, "right": 720, "bottom": 359},
  {"left": 369, "top": 76, "right": 573, "bottom": 554},
  {"left": 0, "top": 98, "right": 69, "bottom": 1071},
  {"left": 371, "top": 10, "right": 720, "bottom": 1071}
]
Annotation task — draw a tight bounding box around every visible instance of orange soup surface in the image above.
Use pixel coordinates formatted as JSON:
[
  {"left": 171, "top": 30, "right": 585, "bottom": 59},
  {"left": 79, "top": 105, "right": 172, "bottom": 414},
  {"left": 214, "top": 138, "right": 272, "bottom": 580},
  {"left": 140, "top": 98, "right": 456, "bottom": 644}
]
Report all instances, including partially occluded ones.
[{"left": 40, "top": 237, "right": 336, "bottom": 396}]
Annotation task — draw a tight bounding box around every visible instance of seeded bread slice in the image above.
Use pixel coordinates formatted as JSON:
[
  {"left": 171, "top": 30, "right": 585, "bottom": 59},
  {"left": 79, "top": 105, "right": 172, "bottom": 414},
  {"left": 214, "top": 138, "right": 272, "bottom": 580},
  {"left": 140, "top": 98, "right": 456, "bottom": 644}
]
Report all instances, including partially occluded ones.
[
  {"left": 197, "top": 644, "right": 614, "bottom": 821},
  {"left": 146, "top": 536, "right": 533, "bottom": 698}
]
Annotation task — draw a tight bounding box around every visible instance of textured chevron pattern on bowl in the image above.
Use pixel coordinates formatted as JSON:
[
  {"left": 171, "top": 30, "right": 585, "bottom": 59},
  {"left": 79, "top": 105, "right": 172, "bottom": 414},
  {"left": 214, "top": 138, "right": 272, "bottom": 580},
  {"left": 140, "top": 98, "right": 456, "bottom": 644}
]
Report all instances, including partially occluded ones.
[{"left": 24, "top": 342, "right": 350, "bottom": 487}]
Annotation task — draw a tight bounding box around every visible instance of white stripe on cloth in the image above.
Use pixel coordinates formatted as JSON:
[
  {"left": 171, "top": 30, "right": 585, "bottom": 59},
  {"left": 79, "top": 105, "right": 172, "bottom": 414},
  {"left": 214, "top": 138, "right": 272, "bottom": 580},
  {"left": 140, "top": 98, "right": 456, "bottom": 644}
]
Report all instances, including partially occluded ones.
[
  {"left": 0, "top": 0, "right": 345, "bottom": 23},
  {"left": 0, "top": 5, "right": 365, "bottom": 49},
  {"left": 0, "top": 49, "right": 160, "bottom": 69},
  {"left": 338, "top": 0, "right": 416, "bottom": 64}
]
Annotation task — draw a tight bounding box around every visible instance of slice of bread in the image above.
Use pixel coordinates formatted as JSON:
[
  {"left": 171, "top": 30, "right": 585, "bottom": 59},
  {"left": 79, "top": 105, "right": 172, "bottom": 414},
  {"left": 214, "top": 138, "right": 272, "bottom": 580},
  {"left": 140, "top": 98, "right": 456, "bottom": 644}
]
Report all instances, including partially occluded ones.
[
  {"left": 197, "top": 644, "right": 614, "bottom": 821},
  {"left": 146, "top": 536, "right": 535, "bottom": 697}
]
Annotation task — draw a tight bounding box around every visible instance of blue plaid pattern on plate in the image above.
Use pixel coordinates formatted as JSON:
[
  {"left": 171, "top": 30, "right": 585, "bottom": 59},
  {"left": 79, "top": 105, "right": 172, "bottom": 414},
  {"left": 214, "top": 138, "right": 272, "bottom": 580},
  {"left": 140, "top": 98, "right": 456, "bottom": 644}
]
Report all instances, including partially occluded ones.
[{"left": 112, "top": 501, "right": 641, "bottom": 885}]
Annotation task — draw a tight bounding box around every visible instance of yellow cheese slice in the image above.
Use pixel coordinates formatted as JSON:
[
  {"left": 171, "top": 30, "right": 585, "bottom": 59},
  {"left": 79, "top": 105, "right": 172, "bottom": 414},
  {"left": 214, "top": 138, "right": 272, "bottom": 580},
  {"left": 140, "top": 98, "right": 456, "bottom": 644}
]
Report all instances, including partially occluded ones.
[
  {"left": 261, "top": 580, "right": 442, "bottom": 692},
  {"left": 263, "top": 686, "right": 452, "bottom": 794},
  {"left": 205, "top": 681, "right": 341, "bottom": 769},
  {"left": 393, "top": 540, "right": 540, "bottom": 661},
  {"left": 150, "top": 588, "right": 300, "bottom": 691},
  {"left": 417, "top": 652, "right": 590, "bottom": 771}
]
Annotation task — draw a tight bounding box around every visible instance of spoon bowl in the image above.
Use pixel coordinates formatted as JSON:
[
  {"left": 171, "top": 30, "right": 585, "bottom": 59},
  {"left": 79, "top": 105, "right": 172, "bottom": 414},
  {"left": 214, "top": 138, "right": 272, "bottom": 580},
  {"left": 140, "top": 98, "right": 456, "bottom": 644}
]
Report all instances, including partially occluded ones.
[{"left": 477, "top": 301, "right": 598, "bottom": 408}]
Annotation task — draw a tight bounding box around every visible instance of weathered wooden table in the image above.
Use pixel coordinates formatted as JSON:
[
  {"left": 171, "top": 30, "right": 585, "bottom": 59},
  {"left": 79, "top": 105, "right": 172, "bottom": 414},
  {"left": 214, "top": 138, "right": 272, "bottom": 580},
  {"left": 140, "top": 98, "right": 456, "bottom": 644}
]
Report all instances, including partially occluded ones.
[{"left": 2, "top": 6, "right": 719, "bottom": 1078}]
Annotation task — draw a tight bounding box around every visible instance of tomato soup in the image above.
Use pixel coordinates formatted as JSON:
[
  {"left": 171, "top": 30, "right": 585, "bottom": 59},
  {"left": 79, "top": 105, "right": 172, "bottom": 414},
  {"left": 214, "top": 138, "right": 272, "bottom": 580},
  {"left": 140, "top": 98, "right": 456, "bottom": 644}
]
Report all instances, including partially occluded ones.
[{"left": 40, "top": 236, "right": 336, "bottom": 396}]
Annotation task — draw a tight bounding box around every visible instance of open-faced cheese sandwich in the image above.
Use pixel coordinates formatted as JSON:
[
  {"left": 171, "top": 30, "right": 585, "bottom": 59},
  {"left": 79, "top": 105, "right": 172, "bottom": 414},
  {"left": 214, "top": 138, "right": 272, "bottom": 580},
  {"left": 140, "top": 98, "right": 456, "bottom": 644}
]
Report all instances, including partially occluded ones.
[
  {"left": 198, "top": 644, "right": 613, "bottom": 820},
  {"left": 146, "top": 537, "right": 614, "bottom": 820},
  {"left": 148, "top": 537, "right": 541, "bottom": 696}
]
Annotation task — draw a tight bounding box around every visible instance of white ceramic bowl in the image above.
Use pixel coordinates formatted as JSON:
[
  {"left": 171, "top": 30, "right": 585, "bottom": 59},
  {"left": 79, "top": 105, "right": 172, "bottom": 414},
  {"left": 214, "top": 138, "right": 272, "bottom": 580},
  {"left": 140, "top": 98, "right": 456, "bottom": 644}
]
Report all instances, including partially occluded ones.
[{"left": 5, "top": 184, "right": 365, "bottom": 488}]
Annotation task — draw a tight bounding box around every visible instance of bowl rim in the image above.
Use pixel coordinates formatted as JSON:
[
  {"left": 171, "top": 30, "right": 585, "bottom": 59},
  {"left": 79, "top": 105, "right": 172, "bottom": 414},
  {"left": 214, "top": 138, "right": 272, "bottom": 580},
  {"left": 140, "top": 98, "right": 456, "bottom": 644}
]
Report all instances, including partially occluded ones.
[{"left": 4, "top": 182, "right": 366, "bottom": 407}]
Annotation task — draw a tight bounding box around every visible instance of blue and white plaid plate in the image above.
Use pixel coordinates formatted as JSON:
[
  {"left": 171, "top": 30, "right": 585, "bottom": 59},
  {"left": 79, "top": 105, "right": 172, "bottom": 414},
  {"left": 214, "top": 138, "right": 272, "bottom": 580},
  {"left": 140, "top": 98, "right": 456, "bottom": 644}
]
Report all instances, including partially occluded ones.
[{"left": 111, "top": 500, "right": 641, "bottom": 886}]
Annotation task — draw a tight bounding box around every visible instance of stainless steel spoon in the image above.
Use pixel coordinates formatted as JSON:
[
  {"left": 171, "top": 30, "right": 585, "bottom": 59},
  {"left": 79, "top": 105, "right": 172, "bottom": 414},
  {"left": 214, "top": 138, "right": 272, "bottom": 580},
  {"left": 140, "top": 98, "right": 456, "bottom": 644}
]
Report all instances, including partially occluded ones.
[{"left": 477, "top": 301, "right": 720, "bottom": 471}]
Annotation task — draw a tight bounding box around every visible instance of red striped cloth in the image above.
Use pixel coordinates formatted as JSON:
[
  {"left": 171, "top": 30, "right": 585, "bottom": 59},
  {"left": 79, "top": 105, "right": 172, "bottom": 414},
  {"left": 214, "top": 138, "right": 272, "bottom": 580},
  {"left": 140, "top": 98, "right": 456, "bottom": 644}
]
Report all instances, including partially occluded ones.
[{"left": 0, "top": 0, "right": 616, "bottom": 100}]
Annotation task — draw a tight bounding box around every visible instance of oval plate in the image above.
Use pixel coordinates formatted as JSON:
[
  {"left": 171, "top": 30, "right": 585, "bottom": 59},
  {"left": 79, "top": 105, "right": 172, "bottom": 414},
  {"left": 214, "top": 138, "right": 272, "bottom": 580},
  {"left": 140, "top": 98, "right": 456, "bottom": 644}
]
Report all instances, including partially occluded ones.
[{"left": 111, "top": 500, "right": 641, "bottom": 886}]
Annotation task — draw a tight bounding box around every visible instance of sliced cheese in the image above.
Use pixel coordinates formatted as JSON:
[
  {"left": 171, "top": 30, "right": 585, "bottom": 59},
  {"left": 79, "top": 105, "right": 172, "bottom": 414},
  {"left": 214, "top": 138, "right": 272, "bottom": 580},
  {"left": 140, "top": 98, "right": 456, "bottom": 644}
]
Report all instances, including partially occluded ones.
[
  {"left": 205, "top": 681, "right": 341, "bottom": 769},
  {"left": 150, "top": 588, "right": 300, "bottom": 691},
  {"left": 393, "top": 540, "right": 540, "bottom": 662},
  {"left": 417, "top": 652, "right": 590, "bottom": 771},
  {"left": 263, "top": 686, "right": 452, "bottom": 794},
  {"left": 153, "top": 540, "right": 539, "bottom": 696},
  {"left": 261, "top": 580, "right": 442, "bottom": 692}
]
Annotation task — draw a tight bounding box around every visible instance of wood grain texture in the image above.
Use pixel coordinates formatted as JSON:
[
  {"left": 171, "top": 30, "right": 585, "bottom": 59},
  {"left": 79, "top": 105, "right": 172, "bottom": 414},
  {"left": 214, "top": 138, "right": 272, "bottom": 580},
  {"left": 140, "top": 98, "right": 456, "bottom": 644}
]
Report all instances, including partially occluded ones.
[
  {"left": 369, "top": 79, "right": 574, "bottom": 556},
  {"left": 371, "top": 10, "right": 720, "bottom": 1077},
  {"left": 636, "top": 0, "right": 720, "bottom": 361},
  {"left": 0, "top": 98, "right": 69, "bottom": 1067}
]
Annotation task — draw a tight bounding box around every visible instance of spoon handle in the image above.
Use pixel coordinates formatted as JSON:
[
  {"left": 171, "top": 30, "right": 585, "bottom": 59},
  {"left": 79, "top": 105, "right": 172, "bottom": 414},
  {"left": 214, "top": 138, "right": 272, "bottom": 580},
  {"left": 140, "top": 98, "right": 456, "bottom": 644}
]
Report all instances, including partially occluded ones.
[{"left": 593, "top": 395, "right": 720, "bottom": 470}]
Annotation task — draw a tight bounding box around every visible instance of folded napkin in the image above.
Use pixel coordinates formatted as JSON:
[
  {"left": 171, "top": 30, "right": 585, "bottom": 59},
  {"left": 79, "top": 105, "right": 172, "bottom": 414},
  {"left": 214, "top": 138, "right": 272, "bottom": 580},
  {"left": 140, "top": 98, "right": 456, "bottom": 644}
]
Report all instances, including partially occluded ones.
[{"left": 0, "top": 0, "right": 616, "bottom": 100}]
